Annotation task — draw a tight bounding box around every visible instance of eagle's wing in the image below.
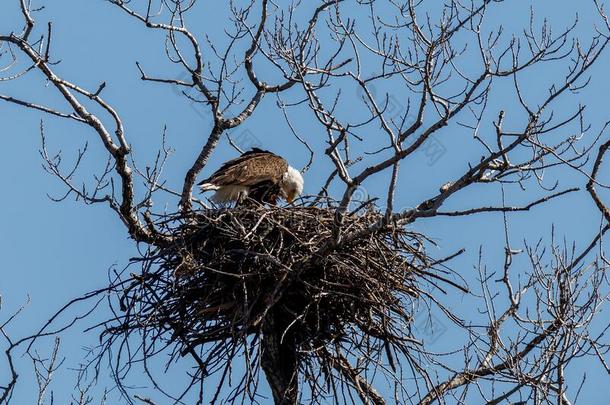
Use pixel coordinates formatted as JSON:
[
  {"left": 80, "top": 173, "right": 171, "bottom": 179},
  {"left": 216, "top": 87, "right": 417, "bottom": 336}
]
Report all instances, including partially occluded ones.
[{"left": 199, "top": 150, "right": 288, "bottom": 187}]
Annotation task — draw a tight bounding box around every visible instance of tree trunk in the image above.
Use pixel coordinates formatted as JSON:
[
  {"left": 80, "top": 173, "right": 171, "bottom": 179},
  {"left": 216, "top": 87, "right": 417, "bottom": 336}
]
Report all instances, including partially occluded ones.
[{"left": 261, "top": 312, "right": 299, "bottom": 404}]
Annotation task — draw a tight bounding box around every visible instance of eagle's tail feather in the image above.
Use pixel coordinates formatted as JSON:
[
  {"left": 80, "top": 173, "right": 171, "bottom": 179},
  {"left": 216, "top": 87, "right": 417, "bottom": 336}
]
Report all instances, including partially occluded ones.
[
  {"left": 211, "top": 185, "right": 250, "bottom": 203},
  {"left": 198, "top": 182, "right": 219, "bottom": 191}
]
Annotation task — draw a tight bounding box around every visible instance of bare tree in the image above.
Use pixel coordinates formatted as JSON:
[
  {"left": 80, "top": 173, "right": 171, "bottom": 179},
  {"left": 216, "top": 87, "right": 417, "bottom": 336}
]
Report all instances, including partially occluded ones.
[{"left": 1, "top": 0, "right": 609, "bottom": 404}]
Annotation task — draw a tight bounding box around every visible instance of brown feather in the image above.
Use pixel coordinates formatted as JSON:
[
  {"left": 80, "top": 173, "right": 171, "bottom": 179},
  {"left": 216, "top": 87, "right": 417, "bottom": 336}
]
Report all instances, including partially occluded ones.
[{"left": 199, "top": 149, "right": 288, "bottom": 187}]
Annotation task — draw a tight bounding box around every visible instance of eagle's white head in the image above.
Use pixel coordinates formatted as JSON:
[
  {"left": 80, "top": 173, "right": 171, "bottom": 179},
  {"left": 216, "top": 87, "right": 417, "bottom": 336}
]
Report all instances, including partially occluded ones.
[{"left": 280, "top": 166, "right": 304, "bottom": 204}]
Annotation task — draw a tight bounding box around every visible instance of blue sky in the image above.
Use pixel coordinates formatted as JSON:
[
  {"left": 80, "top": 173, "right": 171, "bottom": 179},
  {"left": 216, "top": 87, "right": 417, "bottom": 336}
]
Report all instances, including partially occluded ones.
[{"left": 1, "top": 0, "right": 609, "bottom": 403}]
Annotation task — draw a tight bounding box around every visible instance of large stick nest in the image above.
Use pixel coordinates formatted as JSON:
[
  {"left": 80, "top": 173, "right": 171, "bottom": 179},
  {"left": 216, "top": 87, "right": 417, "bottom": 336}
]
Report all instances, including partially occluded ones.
[{"left": 107, "top": 203, "right": 438, "bottom": 395}]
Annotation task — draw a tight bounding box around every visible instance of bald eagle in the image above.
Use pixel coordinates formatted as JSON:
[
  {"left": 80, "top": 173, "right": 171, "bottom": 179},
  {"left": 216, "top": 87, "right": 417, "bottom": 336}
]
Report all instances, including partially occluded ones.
[{"left": 198, "top": 148, "right": 304, "bottom": 205}]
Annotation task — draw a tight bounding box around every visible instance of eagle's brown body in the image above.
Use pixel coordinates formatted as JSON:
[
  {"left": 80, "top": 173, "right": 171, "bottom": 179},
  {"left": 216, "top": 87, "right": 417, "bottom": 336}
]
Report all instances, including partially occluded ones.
[{"left": 198, "top": 149, "right": 303, "bottom": 205}]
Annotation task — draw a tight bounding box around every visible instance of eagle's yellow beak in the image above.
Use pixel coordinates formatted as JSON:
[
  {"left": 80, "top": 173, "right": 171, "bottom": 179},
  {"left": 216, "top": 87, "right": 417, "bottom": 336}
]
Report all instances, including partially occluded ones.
[{"left": 287, "top": 195, "right": 294, "bottom": 204}]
